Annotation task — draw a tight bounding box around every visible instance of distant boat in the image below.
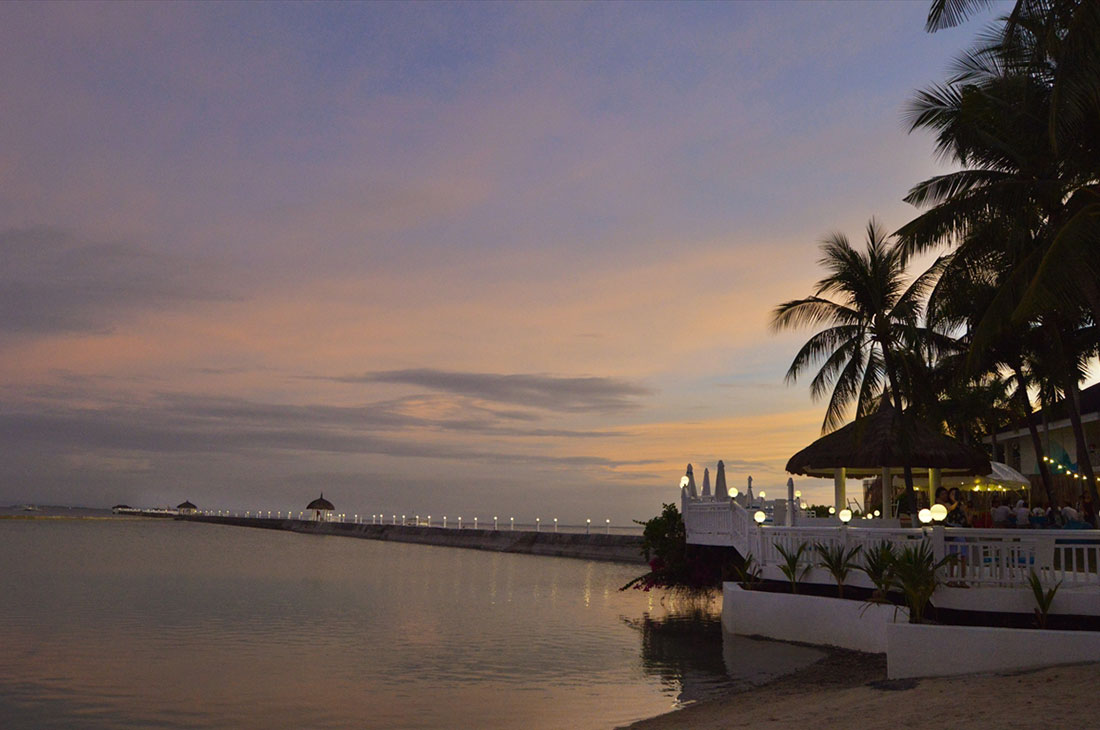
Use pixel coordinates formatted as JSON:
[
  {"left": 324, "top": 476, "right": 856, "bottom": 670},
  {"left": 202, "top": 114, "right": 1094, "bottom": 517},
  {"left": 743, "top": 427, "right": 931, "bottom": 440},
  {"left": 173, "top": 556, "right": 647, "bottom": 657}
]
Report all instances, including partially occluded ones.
[{"left": 22, "top": 505, "right": 41, "bottom": 512}]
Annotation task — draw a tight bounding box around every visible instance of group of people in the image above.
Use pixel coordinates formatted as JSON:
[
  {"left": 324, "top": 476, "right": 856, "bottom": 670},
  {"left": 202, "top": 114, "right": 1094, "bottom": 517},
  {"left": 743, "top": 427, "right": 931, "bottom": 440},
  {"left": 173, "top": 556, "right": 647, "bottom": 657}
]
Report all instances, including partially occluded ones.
[
  {"left": 987, "top": 493, "right": 1097, "bottom": 529},
  {"left": 896, "top": 486, "right": 1098, "bottom": 529},
  {"left": 960, "top": 490, "right": 1098, "bottom": 529}
]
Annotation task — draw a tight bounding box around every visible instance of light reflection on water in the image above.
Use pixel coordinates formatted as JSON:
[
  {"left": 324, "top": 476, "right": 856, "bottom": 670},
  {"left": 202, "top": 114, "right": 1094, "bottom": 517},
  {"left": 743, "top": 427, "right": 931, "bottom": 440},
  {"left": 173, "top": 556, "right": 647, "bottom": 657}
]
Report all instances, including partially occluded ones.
[{"left": 0, "top": 519, "right": 822, "bottom": 729}]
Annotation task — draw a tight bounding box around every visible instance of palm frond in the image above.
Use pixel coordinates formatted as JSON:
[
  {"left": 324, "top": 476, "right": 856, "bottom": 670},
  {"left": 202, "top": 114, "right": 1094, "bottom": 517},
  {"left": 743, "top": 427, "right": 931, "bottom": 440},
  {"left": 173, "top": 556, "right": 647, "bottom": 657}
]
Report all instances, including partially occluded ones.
[{"left": 926, "top": 0, "right": 998, "bottom": 32}]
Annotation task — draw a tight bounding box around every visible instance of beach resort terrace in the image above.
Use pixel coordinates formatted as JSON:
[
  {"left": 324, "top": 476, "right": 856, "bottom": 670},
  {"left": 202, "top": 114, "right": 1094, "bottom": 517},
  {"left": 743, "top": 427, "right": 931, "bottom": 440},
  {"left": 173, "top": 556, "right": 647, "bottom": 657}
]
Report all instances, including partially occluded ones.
[
  {"left": 683, "top": 488, "right": 1100, "bottom": 604},
  {"left": 679, "top": 404, "right": 1100, "bottom": 620}
]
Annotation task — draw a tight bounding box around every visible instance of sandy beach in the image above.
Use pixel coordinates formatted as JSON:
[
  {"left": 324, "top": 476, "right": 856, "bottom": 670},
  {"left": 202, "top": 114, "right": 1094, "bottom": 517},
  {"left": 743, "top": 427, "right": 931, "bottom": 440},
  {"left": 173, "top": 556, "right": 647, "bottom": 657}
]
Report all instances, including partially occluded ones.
[{"left": 624, "top": 648, "right": 1100, "bottom": 730}]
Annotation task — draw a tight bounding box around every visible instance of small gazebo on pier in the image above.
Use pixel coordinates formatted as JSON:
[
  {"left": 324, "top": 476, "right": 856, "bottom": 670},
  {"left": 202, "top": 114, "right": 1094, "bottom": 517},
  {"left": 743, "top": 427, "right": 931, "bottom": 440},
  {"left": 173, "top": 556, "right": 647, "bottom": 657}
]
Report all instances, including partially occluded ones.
[
  {"left": 785, "top": 404, "right": 991, "bottom": 515},
  {"left": 176, "top": 500, "right": 198, "bottom": 515},
  {"left": 306, "top": 493, "right": 335, "bottom": 521}
]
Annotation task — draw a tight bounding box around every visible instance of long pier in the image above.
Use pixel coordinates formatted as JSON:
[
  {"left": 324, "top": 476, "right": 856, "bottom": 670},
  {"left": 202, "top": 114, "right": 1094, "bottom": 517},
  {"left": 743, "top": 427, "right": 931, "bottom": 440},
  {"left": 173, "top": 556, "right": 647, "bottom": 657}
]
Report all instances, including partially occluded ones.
[{"left": 179, "top": 514, "right": 648, "bottom": 564}]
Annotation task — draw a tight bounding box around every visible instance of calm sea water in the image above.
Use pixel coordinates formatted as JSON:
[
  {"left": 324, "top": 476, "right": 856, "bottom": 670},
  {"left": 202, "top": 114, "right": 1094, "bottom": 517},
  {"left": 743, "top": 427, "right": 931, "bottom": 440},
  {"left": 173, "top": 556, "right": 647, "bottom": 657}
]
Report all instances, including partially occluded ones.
[{"left": 0, "top": 517, "right": 823, "bottom": 729}]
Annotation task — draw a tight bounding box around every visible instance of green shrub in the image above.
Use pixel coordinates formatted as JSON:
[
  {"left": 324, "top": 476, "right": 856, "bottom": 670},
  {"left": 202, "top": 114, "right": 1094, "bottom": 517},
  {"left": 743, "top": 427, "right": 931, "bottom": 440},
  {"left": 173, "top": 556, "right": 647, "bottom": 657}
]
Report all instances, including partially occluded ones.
[
  {"left": 775, "top": 541, "right": 812, "bottom": 594},
  {"left": 891, "top": 542, "right": 955, "bottom": 623},
  {"left": 1027, "top": 570, "right": 1061, "bottom": 629},
  {"left": 815, "top": 542, "right": 862, "bottom": 598},
  {"left": 860, "top": 541, "right": 897, "bottom": 602}
]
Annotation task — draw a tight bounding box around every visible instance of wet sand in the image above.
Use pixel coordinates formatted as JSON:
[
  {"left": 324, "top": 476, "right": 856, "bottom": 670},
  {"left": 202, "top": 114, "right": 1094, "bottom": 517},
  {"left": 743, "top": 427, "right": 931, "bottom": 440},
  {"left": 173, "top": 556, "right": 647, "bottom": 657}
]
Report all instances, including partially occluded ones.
[{"left": 623, "top": 649, "right": 1100, "bottom": 729}]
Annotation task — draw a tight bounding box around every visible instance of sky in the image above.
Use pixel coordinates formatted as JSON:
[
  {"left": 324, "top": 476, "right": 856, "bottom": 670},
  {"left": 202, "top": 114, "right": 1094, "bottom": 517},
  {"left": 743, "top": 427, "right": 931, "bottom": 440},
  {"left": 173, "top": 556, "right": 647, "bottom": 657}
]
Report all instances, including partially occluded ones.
[{"left": 0, "top": 1, "right": 1007, "bottom": 522}]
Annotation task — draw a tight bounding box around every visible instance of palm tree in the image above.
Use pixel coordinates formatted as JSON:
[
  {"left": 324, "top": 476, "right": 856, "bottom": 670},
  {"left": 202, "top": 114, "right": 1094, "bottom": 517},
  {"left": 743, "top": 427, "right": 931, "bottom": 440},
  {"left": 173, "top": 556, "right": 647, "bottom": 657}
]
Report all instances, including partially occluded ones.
[
  {"left": 899, "top": 3, "right": 1100, "bottom": 515},
  {"left": 926, "top": 254, "right": 1060, "bottom": 506},
  {"left": 772, "top": 220, "right": 941, "bottom": 497},
  {"left": 902, "top": 1, "right": 1100, "bottom": 333}
]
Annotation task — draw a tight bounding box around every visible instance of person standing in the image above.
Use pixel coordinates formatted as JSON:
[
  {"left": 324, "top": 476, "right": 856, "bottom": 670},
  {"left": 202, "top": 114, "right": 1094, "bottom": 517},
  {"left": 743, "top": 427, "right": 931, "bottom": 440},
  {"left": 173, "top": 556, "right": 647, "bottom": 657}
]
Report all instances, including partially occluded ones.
[
  {"left": 1081, "top": 491, "right": 1097, "bottom": 528},
  {"left": 1014, "top": 499, "right": 1031, "bottom": 529}
]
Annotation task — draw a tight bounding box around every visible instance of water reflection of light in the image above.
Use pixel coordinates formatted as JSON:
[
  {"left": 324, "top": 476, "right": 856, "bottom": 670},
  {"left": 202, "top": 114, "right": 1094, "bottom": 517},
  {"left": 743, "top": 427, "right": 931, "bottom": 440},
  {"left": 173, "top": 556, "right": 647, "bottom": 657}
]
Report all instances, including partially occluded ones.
[{"left": 583, "top": 562, "right": 594, "bottom": 608}]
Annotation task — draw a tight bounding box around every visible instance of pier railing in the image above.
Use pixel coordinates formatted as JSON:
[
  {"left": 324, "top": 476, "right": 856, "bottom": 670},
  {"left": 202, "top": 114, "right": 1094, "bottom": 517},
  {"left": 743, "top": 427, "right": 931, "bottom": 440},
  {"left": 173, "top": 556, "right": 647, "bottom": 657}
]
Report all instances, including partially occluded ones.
[
  {"left": 186, "top": 510, "right": 643, "bottom": 536},
  {"left": 682, "top": 490, "right": 1100, "bottom": 590}
]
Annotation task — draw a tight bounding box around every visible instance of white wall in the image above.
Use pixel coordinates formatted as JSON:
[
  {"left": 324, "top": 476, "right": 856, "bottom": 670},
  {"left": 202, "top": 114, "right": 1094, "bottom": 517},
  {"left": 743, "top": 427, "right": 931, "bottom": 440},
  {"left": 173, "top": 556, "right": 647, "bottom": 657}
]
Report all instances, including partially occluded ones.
[
  {"left": 887, "top": 623, "right": 1100, "bottom": 679},
  {"left": 723, "top": 583, "right": 906, "bottom": 653}
]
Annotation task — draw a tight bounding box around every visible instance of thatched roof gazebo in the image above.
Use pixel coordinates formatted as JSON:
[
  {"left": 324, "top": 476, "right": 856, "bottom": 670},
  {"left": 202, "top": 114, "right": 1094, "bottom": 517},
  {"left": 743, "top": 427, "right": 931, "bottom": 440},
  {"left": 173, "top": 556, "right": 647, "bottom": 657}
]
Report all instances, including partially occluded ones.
[
  {"left": 306, "top": 493, "right": 335, "bottom": 521},
  {"left": 786, "top": 404, "right": 991, "bottom": 515}
]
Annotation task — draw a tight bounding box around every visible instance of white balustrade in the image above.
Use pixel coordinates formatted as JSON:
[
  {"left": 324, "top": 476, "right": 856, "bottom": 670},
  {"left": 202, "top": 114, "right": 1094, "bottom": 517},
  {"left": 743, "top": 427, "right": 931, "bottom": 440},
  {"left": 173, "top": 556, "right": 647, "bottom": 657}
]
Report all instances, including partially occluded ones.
[{"left": 682, "top": 490, "right": 1100, "bottom": 591}]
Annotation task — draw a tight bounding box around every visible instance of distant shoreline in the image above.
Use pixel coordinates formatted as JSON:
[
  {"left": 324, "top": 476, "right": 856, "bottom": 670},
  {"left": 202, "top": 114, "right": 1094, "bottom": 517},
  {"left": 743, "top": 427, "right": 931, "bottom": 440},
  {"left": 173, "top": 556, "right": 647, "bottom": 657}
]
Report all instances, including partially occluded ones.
[{"left": 0, "top": 514, "right": 131, "bottom": 521}]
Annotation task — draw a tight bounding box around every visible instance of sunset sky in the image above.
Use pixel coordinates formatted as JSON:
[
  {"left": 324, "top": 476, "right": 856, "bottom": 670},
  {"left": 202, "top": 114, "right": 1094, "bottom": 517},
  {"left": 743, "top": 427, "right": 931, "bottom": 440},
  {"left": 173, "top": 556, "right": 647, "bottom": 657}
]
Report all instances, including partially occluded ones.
[{"left": 0, "top": 1, "right": 1006, "bottom": 521}]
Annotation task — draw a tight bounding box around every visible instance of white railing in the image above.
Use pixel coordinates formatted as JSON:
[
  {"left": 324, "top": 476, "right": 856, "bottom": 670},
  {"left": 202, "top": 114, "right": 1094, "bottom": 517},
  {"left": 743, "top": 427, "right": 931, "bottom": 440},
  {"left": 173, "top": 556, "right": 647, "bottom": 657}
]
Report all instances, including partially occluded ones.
[
  {"left": 682, "top": 499, "right": 735, "bottom": 545},
  {"left": 682, "top": 492, "right": 1100, "bottom": 590}
]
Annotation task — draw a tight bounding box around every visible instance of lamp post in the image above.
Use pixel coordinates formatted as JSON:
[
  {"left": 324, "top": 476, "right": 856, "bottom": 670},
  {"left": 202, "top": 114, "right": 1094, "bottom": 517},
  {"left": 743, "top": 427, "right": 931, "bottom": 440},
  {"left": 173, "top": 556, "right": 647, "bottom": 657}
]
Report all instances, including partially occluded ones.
[
  {"left": 510, "top": 517, "right": 514, "bottom": 531},
  {"left": 553, "top": 517, "right": 558, "bottom": 533},
  {"left": 753, "top": 510, "right": 766, "bottom": 559},
  {"left": 443, "top": 516, "right": 447, "bottom": 528},
  {"left": 586, "top": 518, "right": 591, "bottom": 535},
  {"left": 494, "top": 516, "right": 498, "bottom": 530},
  {"left": 474, "top": 516, "right": 478, "bottom": 529},
  {"left": 605, "top": 518, "right": 611, "bottom": 535},
  {"left": 918, "top": 507, "right": 933, "bottom": 542}
]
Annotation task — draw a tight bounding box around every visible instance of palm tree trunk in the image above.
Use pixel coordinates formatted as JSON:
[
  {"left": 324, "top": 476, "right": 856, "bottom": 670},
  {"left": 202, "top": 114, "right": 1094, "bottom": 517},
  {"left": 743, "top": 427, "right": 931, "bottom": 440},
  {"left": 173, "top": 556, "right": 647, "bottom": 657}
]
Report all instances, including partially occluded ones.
[
  {"left": 1013, "top": 362, "right": 1056, "bottom": 510},
  {"left": 1063, "top": 376, "right": 1100, "bottom": 522},
  {"left": 881, "top": 346, "right": 916, "bottom": 497},
  {"left": 1042, "top": 318, "right": 1100, "bottom": 521}
]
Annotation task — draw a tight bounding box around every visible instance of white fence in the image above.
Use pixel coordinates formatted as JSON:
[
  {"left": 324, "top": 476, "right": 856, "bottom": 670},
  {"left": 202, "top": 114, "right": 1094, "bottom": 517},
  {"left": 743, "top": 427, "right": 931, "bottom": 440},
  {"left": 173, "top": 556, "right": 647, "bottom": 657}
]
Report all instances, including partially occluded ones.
[{"left": 683, "top": 492, "right": 1100, "bottom": 590}]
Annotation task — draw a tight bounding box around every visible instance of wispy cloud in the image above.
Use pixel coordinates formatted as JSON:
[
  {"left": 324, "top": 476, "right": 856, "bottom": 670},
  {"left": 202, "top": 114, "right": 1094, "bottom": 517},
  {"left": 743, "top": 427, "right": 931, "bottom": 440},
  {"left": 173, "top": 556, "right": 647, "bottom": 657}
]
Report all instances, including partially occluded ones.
[
  {"left": 328, "top": 369, "right": 652, "bottom": 413},
  {"left": 0, "top": 227, "right": 230, "bottom": 337}
]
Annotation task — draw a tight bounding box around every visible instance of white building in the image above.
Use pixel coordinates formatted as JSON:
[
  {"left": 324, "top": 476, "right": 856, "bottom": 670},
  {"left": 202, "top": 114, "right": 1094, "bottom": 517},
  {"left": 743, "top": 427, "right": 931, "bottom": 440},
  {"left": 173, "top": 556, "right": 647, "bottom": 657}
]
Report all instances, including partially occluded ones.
[{"left": 989, "top": 382, "right": 1100, "bottom": 480}]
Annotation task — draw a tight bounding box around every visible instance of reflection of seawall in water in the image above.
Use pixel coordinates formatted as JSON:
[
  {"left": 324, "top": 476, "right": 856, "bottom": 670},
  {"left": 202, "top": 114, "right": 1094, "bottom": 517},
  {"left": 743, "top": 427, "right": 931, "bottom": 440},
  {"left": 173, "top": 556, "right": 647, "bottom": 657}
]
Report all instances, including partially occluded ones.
[{"left": 630, "top": 613, "right": 825, "bottom": 706}]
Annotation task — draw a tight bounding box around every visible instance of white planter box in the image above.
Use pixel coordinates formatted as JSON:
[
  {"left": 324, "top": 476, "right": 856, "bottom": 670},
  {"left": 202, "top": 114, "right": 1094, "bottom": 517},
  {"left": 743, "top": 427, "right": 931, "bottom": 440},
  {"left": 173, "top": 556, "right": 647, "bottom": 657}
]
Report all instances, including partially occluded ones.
[
  {"left": 887, "top": 622, "right": 1100, "bottom": 679},
  {"left": 723, "top": 582, "right": 907, "bottom": 653}
]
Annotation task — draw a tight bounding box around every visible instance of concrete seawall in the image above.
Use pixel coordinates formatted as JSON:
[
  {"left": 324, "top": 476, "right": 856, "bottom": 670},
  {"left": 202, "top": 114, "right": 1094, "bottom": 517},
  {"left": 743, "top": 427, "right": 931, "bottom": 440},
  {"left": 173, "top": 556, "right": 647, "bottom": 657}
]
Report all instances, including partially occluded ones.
[{"left": 181, "top": 515, "right": 648, "bottom": 565}]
